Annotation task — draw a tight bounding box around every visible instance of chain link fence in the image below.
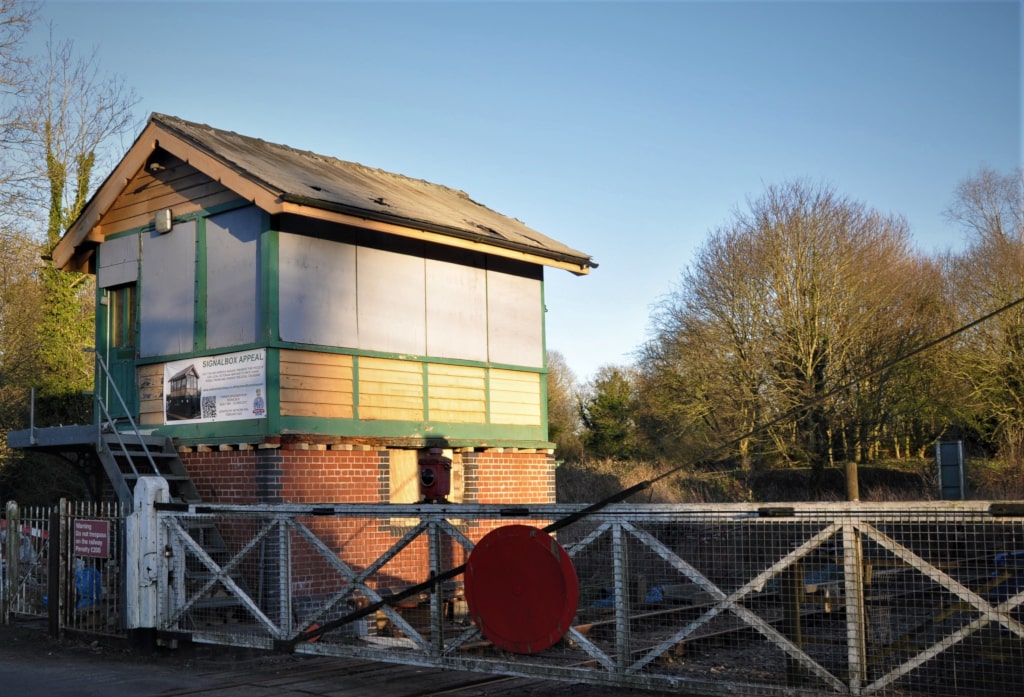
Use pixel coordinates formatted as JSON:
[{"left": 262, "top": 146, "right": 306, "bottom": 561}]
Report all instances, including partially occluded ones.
[{"left": 149, "top": 500, "right": 1023, "bottom": 696}]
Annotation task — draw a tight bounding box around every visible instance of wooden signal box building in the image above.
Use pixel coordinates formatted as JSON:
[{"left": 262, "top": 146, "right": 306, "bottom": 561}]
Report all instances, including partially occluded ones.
[{"left": 41, "top": 113, "right": 594, "bottom": 509}]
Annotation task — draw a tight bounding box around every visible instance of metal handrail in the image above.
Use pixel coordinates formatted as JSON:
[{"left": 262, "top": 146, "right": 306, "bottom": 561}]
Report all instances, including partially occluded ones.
[{"left": 88, "top": 348, "right": 160, "bottom": 476}]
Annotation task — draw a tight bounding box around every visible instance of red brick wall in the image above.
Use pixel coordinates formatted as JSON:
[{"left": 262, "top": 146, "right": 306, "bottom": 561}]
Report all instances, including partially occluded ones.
[
  {"left": 182, "top": 447, "right": 259, "bottom": 503},
  {"left": 277, "top": 448, "right": 388, "bottom": 504},
  {"left": 462, "top": 450, "right": 556, "bottom": 504},
  {"left": 178, "top": 445, "right": 555, "bottom": 598},
  {"left": 180, "top": 446, "right": 556, "bottom": 506}
]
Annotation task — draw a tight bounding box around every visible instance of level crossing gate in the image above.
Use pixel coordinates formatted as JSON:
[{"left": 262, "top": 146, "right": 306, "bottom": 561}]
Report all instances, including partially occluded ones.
[{"left": 120, "top": 480, "right": 1024, "bottom": 697}]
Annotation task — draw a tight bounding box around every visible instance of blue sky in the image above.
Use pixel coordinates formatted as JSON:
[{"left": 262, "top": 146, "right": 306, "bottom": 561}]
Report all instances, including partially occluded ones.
[{"left": 37, "top": 1, "right": 1021, "bottom": 382}]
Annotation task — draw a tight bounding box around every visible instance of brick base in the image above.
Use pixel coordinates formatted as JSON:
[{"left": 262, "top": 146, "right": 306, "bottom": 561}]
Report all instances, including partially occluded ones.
[{"left": 180, "top": 444, "right": 555, "bottom": 506}]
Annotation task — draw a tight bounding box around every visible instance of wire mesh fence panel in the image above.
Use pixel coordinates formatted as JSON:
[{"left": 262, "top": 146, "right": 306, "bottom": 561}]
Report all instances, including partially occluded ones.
[{"left": 149, "top": 501, "right": 1023, "bottom": 696}]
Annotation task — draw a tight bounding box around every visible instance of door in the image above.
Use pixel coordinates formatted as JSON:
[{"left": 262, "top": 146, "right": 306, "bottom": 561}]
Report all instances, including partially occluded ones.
[{"left": 99, "top": 283, "right": 138, "bottom": 422}]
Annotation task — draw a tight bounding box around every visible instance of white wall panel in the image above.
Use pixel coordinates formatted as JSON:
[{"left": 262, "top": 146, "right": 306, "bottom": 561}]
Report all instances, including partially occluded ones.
[
  {"left": 425, "top": 257, "right": 487, "bottom": 361},
  {"left": 206, "top": 206, "right": 261, "bottom": 348},
  {"left": 357, "top": 247, "right": 426, "bottom": 355},
  {"left": 140, "top": 221, "right": 195, "bottom": 357},
  {"left": 97, "top": 233, "right": 140, "bottom": 288},
  {"left": 278, "top": 233, "right": 357, "bottom": 346},
  {"left": 487, "top": 269, "right": 543, "bottom": 367}
]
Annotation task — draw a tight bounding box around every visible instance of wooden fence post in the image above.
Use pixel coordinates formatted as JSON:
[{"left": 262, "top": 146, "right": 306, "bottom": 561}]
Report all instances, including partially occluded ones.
[
  {"left": 126, "top": 477, "right": 169, "bottom": 648},
  {"left": 3, "top": 501, "right": 17, "bottom": 624}
]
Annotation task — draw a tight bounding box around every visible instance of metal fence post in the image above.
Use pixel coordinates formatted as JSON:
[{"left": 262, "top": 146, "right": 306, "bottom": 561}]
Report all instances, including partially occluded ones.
[
  {"left": 48, "top": 506, "right": 60, "bottom": 637},
  {"left": 278, "top": 517, "right": 291, "bottom": 634},
  {"left": 611, "top": 520, "right": 630, "bottom": 672},
  {"left": 428, "top": 517, "right": 444, "bottom": 655},
  {"left": 58, "top": 499, "right": 69, "bottom": 634},
  {"left": 842, "top": 521, "right": 867, "bottom": 692}
]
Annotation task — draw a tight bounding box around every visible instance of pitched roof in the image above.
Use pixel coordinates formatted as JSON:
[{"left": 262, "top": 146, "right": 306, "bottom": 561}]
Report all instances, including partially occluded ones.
[{"left": 54, "top": 113, "right": 594, "bottom": 275}]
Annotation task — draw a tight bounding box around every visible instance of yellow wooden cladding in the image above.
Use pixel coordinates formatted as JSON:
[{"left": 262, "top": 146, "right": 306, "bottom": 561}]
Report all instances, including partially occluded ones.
[
  {"left": 137, "top": 363, "right": 164, "bottom": 425},
  {"left": 98, "top": 161, "right": 243, "bottom": 237},
  {"left": 280, "top": 350, "right": 354, "bottom": 418},
  {"left": 134, "top": 350, "right": 541, "bottom": 427},
  {"left": 427, "top": 364, "right": 486, "bottom": 423},
  {"left": 489, "top": 368, "right": 542, "bottom": 425},
  {"left": 358, "top": 356, "right": 424, "bottom": 421}
]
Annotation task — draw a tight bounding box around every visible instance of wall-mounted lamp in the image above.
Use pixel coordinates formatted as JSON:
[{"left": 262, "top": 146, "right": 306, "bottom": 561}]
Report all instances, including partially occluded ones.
[
  {"left": 146, "top": 151, "right": 169, "bottom": 173},
  {"left": 155, "top": 208, "right": 173, "bottom": 234}
]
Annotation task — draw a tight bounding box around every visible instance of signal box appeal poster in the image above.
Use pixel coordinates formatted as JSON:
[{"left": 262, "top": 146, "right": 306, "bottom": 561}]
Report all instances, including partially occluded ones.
[{"left": 163, "top": 349, "right": 267, "bottom": 424}]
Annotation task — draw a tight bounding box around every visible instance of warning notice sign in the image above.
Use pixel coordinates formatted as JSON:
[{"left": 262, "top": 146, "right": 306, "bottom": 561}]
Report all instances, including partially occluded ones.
[{"left": 73, "top": 519, "right": 110, "bottom": 558}]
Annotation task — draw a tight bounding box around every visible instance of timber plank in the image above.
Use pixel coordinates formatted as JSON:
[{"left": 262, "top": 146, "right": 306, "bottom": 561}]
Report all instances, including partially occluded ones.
[
  {"left": 280, "top": 402, "right": 353, "bottom": 419},
  {"left": 106, "top": 179, "right": 233, "bottom": 222},
  {"left": 280, "top": 375, "right": 354, "bottom": 393},
  {"left": 279, "top": 387, "right": 353, "bottom": 405},
  {"left": 99, "top": 191, "right": 243, "bottom": 236}
]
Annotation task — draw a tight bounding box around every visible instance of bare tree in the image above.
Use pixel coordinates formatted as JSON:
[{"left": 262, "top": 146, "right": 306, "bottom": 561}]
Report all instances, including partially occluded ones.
[
  {"left": 943, "top": 167, "right": 1024, "bottom": 464},
  {"left": 14, "top": 29, "right": 140, "bottom": 242},
  {"left": 0, "top": 0, "right": 40, "bottom": 437},
  {"left": 9, "top": 30, "right": 140, "bottom": 399},
  {"left": 0, "top": 0, "right": 35, "bottom": 129},
  {"left": 640, "top": 225, "right": 769, "bottom": 467},
  {"left": 641, "top": 181, "right": 935, "bottom": 471},
  {"left": 0, "top": 0, "right": 37, "bottom": 216},
  {"left": 546, "top": 350, "right": 584, "bottom": 462}
]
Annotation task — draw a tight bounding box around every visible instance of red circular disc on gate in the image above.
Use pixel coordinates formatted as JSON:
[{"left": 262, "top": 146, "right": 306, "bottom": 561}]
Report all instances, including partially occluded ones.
[{"left": 464, "top": 524, "right": 579, "bottom": 654}]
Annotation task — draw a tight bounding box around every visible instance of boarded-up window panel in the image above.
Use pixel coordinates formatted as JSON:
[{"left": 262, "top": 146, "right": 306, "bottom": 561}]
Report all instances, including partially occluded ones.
[
  {"left": 137, "top": 363, "right": 164, "bottom": 425},
  {"left": 425, "top": 258, "right": 487, "bottom": 361},
  {"left": 486, "top": 268, "right": 543, "bottom": 368},
  {"left": 97, "top": 233, "right": 140, "bottom": 288},
  {"left": 427, "top": 364, "right": 486, "bottom": 423},
  {"left": 357, "top": 247, "right": 426, "bottom": 356},
  {"left": 389, "top": 449, "right": 419, "bottom": 504},
  {"left": 358, "top": 356, "right": 424, "bottom": 421},
  {"left": 489, "top": 369, "right": 541, "bottom": 425},
  {"left": 278, "top": 234, "right": 357, "bottom": 346},
  {"left": 279, "top": 351, "right": 354, "bottom": 418},
  {"left": 140, "top": 221, "right": 196, "bottom": 357},
  {"left": 206, "top": 206, "right": 261, "bottom": 349}
]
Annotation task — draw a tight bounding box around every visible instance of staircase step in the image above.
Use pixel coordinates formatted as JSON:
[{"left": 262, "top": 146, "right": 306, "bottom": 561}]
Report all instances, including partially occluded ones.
[
  {"left": 124, "top": 473, "right": 193, "bottom": 482},
  {"left": 110, "top": 450, "right": 178, "bottom": 457}
]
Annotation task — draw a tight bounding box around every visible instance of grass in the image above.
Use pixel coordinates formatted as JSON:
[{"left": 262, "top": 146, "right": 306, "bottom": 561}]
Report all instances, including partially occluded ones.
[{"left": 556, "top": 456, "right": 1022, "bottom": 504}]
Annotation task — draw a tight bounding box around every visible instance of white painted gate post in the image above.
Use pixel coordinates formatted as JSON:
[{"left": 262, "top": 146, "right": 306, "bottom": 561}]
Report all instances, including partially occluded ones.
[{"left": 126, "top": 478, "right": 169, "bottom": 646}]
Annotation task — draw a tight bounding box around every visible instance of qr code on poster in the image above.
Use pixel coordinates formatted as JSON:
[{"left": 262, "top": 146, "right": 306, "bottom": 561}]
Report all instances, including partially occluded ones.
[{"left": 201, "top": 396, "right": 217, "bottom": 419}]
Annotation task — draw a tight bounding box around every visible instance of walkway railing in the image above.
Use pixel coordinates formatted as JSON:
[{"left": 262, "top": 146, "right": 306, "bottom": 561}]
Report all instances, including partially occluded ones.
[{"left": 132, "top": 487, "right": 1023, "bottom": 697}]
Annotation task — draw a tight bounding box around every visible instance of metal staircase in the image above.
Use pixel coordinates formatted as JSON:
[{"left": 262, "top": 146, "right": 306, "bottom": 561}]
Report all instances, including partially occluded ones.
[
  {"left": 97, "top": 432, "right": 201, "bottom": 506},
  {"left": 6, "top": 350, "right": 203, "bottom": 511}
]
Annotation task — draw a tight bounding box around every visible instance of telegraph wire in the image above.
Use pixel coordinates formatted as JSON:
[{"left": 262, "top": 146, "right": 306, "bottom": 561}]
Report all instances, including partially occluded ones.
[{"left": 288, "top": 293, "right": 1024, "bottom": 646}]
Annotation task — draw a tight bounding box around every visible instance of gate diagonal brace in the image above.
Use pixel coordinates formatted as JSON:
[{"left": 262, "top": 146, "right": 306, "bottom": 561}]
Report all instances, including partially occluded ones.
[
  {"left": 278, "top": 518, "right": 466, "bottom": 650},
  {"left": 165, "top": 516, "right": 280, "bottom": 634}
]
